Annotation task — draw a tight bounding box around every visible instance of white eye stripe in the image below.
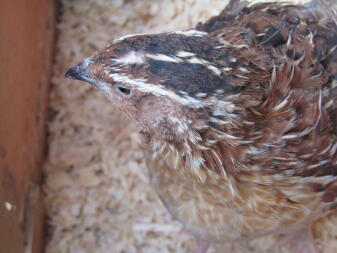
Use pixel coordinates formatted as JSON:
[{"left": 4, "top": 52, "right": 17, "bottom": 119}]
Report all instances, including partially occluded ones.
[{"left": 110, "top": 73, "right": 205, "bottom": 107}]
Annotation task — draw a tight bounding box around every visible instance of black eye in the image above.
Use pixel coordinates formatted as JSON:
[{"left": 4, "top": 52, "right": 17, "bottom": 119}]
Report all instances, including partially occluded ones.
[{"left": 115, "top": 84, "right": 132, "bottom": 97}]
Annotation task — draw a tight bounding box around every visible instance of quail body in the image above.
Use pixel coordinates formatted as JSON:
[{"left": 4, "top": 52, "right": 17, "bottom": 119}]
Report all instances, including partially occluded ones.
[{"left": 66, "top": 1, "right": 337, "bottom": 252}]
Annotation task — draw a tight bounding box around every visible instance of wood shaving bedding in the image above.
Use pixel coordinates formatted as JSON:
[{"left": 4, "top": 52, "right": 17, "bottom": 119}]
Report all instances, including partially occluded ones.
[{"left": 44, "top": 0, "right": 337, "bottom": 252}]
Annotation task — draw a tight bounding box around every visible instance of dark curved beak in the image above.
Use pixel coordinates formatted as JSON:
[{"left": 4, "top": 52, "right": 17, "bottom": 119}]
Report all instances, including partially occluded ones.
[
  {"left": 65, "top": 66, "right": 85, "bottom": 81},
  {"left": 64, "top": 62, "right": 108, "bottom": 92}
]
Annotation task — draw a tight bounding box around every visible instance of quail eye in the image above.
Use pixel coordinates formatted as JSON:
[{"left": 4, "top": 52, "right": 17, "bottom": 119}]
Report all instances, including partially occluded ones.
[{"left": 115, "top": 84, "right": 132, "bottom": 97}]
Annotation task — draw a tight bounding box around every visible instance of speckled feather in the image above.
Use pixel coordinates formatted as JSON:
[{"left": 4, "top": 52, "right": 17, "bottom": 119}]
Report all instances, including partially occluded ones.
[
  {"left": 146, "top": 2, "right": 337, "bottom": 241},
  {"left": 66, "top": 0, "right": 337, "bottom": 251}
]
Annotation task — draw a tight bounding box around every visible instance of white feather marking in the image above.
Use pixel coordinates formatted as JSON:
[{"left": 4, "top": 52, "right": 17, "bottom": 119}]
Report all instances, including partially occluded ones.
[
  {"left": 286, "top": 33, "right": 292, "bottom": 46},
  {"left": 272, "top": 93, "right": 291, "bottom": 111},
  {"left": 271, "top": 64, "right": 277, "bottom": 84},
  {"left": 273, "top": 156, "right": 297, "bottom": 161},
  {"left": 207, "top": 65, "right": 221, "bottom": 76},
  {"left": 173, "top": 154, "right": 180, "bottom": 169},
  {"left": 207, "top": 139, "right": 218, "bottom": 144},
  {"left": 235, "top": 74, "right": 249, "bottom": 80},
  {"left": 212, "top": 100, "right": 236, "bottom": 116},
  {"left": 287, "top": 161, "right": 302, "bottom": 166},
  {"left": 319, "top": 143, "right": 332, "bottom": 155},
  {"left": 191, "top": 156, "right": 205, "bottom": 170},
  {"left": 196, "top": 144, "right": 209, "bottom": 150},
  {"left": 238, "top": 140, "right": 254, "bottom": 144},
  {"left": 299, "top": 153, "right": 312, "bottom": 159},
  {"left": 233, "top": 44, "right": 249, "bottom": 49},
  {"left": 281, "top": 134, "right": 298, "bottom": 140},
  {"left": 222, "top": 67, "right": 232, "bottom": 72},
  {"left": 308, "top": 160, "right": 329, "bottom": 169},
  {"left": 238, "top": 67, "right": 250, "bottom": 73},
  {"left": 330, "top": 143, "right": 337, "bottom": 156},
  {"left": 195, "top": 92, "right": 207, "bottom": 98},
  {"left": 116, "top": 32, "right": 148, "bottom": 41},
  {"left": 308, "top": 32, "right": 314, "bottom": 46},
  {"left": 209, "top": 117, "right": 227, "bottom": 125},
  {"left": 211, "top": 150, "right": 223, "bottom": 165},
  {"left": 186, "top": 57, "right": 221, "bottom": 75},
  {"left": 228, "top": 182, "right": 236, "bottom": 196},
  {"left": 250, "top": 108, "right": 262, "bottom": 116},
  {"left": 174, "top": 29, "right": 207, "bottom": 37},
  {"left": 228, "top": 56, "right": 237, "bottom": 63},
  {"left": 187, "top": 57, "right": 205, "bottom": 65},
  {"left": 332, "top": 80, "right": 337, "bottom": 89},
  {"left": 325, "top": 100, "right": 334, "bottom": 109},
  {"left": 310, "top": 70, "right": 322, "bottom": 79},
  {"left": 152, "top": 151, "right": 158, "bottom": 160},
  {"left": 328, "top": 45, "right": 337, "bottom": 56},
  {"left": 243, "top": 120, "right": 254, "bottom": 125},
  {"left": 113, "top": 51, "right": 145, "bottom": 65},
  {"left": 147, "top": 53, "right": 182, "bottom": 63},
  {"left": 251, "top": 165, "right": 262, "bottom": 171},
  {"left": 176, "top": 51, "right": 196, "bottom": 58},
  {"left": 178, "top": 91, "right": 188, "bottom": 95},
  {"left": 221, "top": 133, "right": 240, "bottom": 140}
]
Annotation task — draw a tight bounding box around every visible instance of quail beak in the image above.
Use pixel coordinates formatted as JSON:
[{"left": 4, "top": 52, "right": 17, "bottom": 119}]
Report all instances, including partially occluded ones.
[
  {"left": 65, "top": 65, "right": 91, "bottom": 82},
  {"left": 65, "top": 62, "right": 111, "bottom": 94},
  {"left": 65, "top": 63, "right": 98, "bottom": 88},
  {"left": 65, "top": 65, "right": 84, "bottom": 80}
]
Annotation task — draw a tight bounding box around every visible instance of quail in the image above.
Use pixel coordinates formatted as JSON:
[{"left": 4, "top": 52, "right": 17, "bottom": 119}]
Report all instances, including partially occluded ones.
[{"left": 65, "top": 1, "right": 337, "bottom": 252}]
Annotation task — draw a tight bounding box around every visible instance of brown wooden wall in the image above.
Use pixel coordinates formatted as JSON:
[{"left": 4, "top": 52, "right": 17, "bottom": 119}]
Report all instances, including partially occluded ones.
[{"left": 0, "top": 1, "right": 55, "bottom": 252}]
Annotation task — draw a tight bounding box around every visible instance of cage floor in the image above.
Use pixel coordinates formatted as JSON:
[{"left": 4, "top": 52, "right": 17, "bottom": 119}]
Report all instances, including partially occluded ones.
[{"left": 44, "top": 0, "right": 337, "bottom": 252}]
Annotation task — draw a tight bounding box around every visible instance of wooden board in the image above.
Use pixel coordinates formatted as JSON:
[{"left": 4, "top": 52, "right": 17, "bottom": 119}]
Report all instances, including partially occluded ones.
[{"left": 0, "top": 0, "right": 55, "bottom": 252}]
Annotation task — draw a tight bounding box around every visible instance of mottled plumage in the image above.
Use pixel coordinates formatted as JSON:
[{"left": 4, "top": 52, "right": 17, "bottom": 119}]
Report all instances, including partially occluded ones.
[{"left": 65, "top": 1, "right": 337, "bottom": 252}]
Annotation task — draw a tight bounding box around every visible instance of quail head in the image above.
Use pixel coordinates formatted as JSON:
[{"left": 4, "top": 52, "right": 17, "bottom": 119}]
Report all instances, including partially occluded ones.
[{"left": 65, "top": 0, "right": 337, "bottom": 252}]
